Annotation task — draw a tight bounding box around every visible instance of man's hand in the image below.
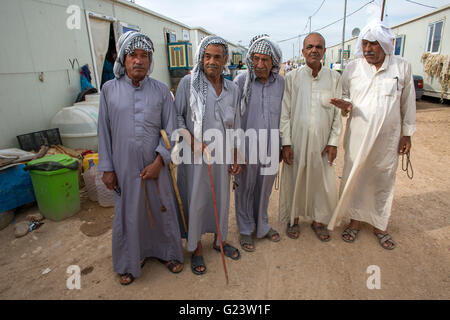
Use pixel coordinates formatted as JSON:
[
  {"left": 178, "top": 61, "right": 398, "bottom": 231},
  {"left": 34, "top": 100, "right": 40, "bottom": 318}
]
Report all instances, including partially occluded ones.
[
  {"left": 191, "top": 135, "right": 207, "bottom": 154},
  {"left": 228, "top": 163, "right": 242, "bottom": 176},
  {"left": 330, "top": 98, "right": 352, "bottom": 113},
  {"left": 228, "top": 148, "right": 243, "bottom": 176},
  {"left": 398, "top": 136, "right": 411, "bottom": 154},
  {"left": 321, "top": 145, "right": 337, "bottom": 166},
  {"left": 140, "top": 154, "right": 163, "bottom": 180},
  {"left": 102, "top": 171, "right": 117, "bottom": 190},
  {"left": 282, "top": 145, "right": 294, "bottom": 165}
]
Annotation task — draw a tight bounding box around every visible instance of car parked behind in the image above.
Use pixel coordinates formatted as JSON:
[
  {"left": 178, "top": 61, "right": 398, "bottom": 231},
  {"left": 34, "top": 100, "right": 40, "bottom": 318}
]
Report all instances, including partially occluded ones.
[{"left": 413, "top": 75, "right": 424, "bottom": 100}]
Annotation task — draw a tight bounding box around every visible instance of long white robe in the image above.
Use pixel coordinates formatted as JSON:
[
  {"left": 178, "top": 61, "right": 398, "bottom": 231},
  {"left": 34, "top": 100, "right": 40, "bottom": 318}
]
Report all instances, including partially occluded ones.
[
  {"left": 279, "top": 65, "right": 342, "bottom": 226},
  {"left": 328, "top": 55, "right": 416, "bottom": 231}
]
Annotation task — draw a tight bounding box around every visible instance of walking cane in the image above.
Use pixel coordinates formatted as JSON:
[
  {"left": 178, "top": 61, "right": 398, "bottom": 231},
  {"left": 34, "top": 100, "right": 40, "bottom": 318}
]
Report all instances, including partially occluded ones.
[
  {"left": 160, "top": 130, "right": 189, "bottom": 237},
  {"left": 204, "top": 148, "right": 229, "bottom": 286},
  {"left": 141, "top": 179, "right": 155, "bottom": 229},
  {"left": 161, "top": 130, "right": 228, "bottom": 285}
]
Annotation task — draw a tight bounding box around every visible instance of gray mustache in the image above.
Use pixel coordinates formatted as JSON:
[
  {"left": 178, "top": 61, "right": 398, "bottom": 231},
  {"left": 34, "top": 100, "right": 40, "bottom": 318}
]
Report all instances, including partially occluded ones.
[
  {"left": 364, "top": 51, "right": 375, "bottom": 56},
  {"left": 206, "top": 64, "right": 218, "bottom": 69}
]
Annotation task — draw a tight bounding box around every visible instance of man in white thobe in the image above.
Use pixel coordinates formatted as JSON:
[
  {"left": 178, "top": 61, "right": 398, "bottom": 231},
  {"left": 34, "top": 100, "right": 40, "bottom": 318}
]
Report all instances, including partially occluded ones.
[
  {"left": 279, "top": 33, "right": 342, "bottom": 242},
  {"left": 329, "top": 21, "right": 416, "bottom": 250}
]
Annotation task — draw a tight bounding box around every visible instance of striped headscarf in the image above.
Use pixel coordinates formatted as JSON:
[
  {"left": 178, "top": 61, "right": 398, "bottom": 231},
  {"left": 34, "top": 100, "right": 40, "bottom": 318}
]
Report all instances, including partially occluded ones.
[
  {"left": 240, "top": 34, "right": 282, "bottom": 116},
  {"left": 190, "top": 35, "right": 229, "bottom": 141},
  {"left": 113, "top": 31, "right": 155, "bottom": 79}
]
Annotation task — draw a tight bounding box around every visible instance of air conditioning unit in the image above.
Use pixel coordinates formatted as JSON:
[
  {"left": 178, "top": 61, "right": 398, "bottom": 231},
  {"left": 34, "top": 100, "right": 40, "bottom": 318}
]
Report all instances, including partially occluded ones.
[{"left": 167, "top": 41, "right": 193, "bottom": 70}]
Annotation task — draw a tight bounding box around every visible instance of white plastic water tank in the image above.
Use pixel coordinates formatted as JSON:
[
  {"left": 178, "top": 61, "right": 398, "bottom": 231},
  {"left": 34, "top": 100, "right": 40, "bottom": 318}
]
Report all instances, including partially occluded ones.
[
  {"left": 51, "top": 104, "right": 99, "bottom": 151},
  {"left": 77, "top": 94, "right": 100, "bottom": 105}
]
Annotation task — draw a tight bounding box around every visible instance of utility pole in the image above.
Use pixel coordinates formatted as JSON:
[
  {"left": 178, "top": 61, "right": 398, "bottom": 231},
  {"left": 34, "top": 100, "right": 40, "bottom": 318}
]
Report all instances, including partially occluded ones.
[
  {"left": 341, "top": 0, "right": 347, "bottom": 65},
  {"left": 293, "top": 43, "right": 295, "bottom": 61},
  {"left": 309, "top": 16, "right": 312, "bottom": 33},
  {"left": 298, "top": 36, "right": 301, "bottom": 59},
  {"left": 381, "top": 0, "right": 386, "bottom": 21}
]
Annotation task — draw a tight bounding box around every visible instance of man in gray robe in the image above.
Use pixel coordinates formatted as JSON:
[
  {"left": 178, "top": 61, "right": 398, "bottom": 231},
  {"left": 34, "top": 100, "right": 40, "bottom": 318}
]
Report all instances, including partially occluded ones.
[
  {"left": 175, "top": 36, "right": 242, "bottom": 275},
  {"left": 98, "top": 31, "right": 184, "bottom": 285},
  {"left": 233, "top": 34, "right": 285, "bottom": 252}
]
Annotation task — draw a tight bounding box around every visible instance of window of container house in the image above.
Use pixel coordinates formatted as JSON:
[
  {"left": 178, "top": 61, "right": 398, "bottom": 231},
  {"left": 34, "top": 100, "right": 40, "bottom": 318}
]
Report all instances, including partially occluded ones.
[
  {"left": 165, "top": 30, "right": 177, "bottom": 44},
  {"left": 426, "top": 20, "right": 443, "bottom": 53},
  {"left": 394, "top": 35, "right": 405, "bottom": 56}
]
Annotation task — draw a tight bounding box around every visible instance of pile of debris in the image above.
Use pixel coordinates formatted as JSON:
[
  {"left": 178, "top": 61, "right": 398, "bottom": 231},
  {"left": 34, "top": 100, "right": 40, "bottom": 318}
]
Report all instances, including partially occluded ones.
[
  {"left": 0, "top": 144, "right": 89, "bottom": 233},
  {"left": 421, "top": 52, "right": 450, "bottom": 102}
]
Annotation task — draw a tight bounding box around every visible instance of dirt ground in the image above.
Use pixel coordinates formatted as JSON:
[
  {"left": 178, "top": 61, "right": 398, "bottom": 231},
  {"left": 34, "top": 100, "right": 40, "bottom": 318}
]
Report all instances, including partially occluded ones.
[{"left": 0, "top": 99, "right": 449, "bottom": 300}]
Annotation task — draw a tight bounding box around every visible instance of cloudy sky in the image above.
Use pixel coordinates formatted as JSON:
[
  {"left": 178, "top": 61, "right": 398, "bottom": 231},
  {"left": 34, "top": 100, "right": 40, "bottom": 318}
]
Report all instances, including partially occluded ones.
[{"left": 135, "top": 0, "right": 449, "bottom": 61}]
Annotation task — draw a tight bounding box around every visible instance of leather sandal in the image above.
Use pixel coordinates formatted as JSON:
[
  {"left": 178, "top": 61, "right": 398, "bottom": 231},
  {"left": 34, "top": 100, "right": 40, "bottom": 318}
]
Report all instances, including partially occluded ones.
[
  {"left": 311, "top": 223, "right": 331, "bottom": 242},
  {"left": 191, "top": 255, "right": 206, "bottom": 275},
  {"left": 374, "top": 232, "right": 396, "bottom": 250},
  {"left": 157, "top": 258, "right": 184, "bottom": 273},
  {"left": 265, "top": 228, "right": 281, "bottom": 242},
  {"left": 213, "top": 243, "right": 241, "bottom": 260},
  {"left": 119, "top": 273, "right": 134, "bottom": 285},
  {"left": 342, "top": 227, "right": 360, "bottom": 243},
  {"left": 240, "top": 234, "right": 255, "bottom": 252},
  {"left": 286, "top": 223, "right": 300, "bottom": 239}
]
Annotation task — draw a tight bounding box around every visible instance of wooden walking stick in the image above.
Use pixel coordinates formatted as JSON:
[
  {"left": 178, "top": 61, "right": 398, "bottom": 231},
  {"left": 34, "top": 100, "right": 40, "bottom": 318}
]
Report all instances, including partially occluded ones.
[
  {"left": 160, "top": 130, "right": 188, "bottom": 236},
  {"left": 204, "top": 148, "right": 229, "bottom": 286},
  {"left": 141, "top": 179, "right": 155, "bottom": 229},
  {"left": 161, "top": 129, "right": 228, "bottom": 285}
]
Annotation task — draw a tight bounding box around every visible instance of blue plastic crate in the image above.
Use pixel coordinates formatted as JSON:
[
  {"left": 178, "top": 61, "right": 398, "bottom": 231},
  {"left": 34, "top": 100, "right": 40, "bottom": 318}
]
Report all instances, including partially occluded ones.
[{"left": 0, "top": 164, "right": 36, "bottom": 212}]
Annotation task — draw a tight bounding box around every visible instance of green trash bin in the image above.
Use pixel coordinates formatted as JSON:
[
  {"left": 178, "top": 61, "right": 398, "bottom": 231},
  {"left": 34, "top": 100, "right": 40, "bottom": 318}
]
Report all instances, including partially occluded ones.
[{"left": 26, "top": 154, "right": 80, "bottom": 221}]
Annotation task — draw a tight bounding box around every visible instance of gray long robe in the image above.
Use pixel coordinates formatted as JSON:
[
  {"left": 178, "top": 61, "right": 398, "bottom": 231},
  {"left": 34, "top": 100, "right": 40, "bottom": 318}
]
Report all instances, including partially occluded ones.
[
  {"left": 175, "top": 74, "right": 240, "bottom": 252},
  {"left": 233, "top": 71, "right": 285, "bottom": 238},
  {"left": 98, "top": 74, "right": 184, "bottom": 278}
]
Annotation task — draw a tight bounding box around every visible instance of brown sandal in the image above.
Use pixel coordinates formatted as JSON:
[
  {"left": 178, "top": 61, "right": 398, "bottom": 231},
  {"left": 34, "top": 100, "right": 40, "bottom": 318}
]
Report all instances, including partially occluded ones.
[
  {"left": 286, "top": 223, "right": 300, "bottom": 239},
  {"left": 374, "top": 232, "right": 396, "bottom": 250},
  {"left": 342, "top": 227, "right": 359, "bottom": 243},
  {"left": 311, "top": 223, "right": 331, "bottom": 242},
  {"left": 265, "top": 228, "right": 281, "bottom": 242},
  {"left": 158, "top": 259, "right": 184, "bottom": 273},
  {"left": 119, "top": 273, "right": 134, "bottom": 285}
]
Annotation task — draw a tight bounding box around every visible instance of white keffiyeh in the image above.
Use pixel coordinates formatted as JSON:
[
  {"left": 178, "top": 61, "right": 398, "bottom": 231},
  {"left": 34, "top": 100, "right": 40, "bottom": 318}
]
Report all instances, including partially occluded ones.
[
  {"left": 355, "top": 20, "right": 395, "bottom": 58},
  {"left": 190, "top": 35, "right": 229, "bottom": 141},
  {"left": 240, "top": 34, "right": 282, "bottom": 116}
]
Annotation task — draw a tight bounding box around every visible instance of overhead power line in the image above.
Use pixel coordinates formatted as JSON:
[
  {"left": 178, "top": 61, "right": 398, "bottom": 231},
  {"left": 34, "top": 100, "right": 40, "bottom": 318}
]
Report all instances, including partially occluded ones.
[
  {"left": 311, "top": 0, "right": 327, "bottom": 18},
  {"left": 307, "top": 0, "right": 326, "bottom": 33},
  {"left": 405, "top": 0, "right": 437, "bottom": 9},
  {"left": 278, "top": 0, "right": 375, "bottom": 43}
]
